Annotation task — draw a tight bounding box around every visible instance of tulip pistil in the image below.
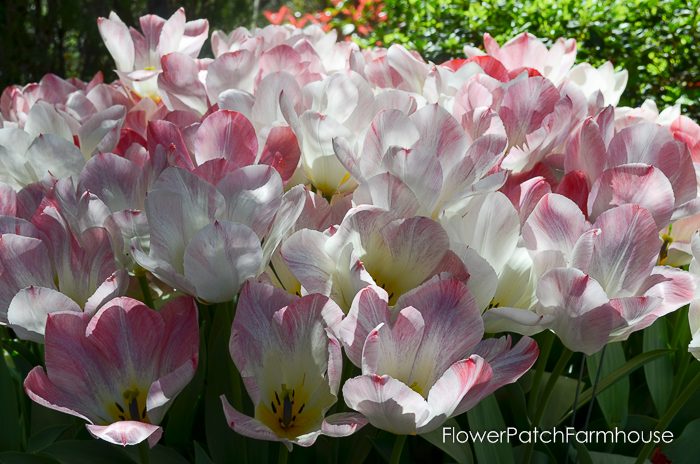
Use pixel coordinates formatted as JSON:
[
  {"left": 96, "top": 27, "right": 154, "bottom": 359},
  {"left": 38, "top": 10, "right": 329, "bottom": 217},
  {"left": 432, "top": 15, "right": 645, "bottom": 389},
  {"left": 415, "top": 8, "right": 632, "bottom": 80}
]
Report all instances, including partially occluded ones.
[
  {"left": 108, "top": 387, "right": 149, "bottom": 422},
  {"left": 258, "top": 379, "right": 316, "bottom": 437}
]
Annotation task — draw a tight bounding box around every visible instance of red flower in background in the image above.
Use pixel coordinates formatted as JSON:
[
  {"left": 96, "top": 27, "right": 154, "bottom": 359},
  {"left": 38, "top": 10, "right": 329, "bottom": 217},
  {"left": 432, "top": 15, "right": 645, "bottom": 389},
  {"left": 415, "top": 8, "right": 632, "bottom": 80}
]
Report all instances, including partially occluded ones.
[{"left": 263, "top": 0, "right": 386, "bottom": 37}]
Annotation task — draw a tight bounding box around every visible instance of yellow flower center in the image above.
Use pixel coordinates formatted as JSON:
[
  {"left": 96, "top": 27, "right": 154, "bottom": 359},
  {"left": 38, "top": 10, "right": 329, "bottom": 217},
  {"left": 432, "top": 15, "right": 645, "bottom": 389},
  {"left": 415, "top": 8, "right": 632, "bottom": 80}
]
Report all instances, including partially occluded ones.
[
  {"left": 257, "top": 380, "right": 318, "bottom": 438},
  {"left": 107, "top": 387, "right": 149, "bottom": 423}
]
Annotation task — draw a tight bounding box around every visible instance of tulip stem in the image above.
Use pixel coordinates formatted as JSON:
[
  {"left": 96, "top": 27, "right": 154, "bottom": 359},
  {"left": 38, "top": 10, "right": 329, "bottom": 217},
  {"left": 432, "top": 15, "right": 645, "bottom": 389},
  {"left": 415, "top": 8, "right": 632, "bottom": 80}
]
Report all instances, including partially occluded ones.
[
  {"left": 524, "top": 348, "right": 573, "bottom": 464},
  {"left": 137, "top": 274, "right": 154, "bottom": 309},
  {"left": 138, "top": 441, "right": 150, "bottom": 464},
  {"left": 277, "top": 443, "right": 288, "bottom": 464},
  {"left": 532, "top": 348, "right": 573, "bottom": 426},
  {"left": 389, "top": 434, "right": 407, "bottom": 464},
  {"left": 583, "top": 344, "right": 606, "bottom": 431},
  {"left": 635, "top": 370, "right": 700, "bottom": 463},
  {"left": 528, "top": 331, "right": 554, "bottom": 417}
]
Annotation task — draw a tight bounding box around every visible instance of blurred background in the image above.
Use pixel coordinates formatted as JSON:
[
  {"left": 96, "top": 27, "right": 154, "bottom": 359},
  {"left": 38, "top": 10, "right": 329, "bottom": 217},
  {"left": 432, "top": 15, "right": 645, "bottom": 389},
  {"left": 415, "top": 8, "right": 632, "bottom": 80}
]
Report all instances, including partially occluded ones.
[{"left": 1, "top": 0, "right": 698, "bottom": 118}]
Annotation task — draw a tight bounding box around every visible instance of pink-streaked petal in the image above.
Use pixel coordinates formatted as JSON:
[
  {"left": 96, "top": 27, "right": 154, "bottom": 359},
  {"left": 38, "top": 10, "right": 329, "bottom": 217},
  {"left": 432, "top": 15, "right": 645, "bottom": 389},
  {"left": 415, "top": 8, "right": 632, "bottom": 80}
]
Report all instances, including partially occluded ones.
[
  {"left": 259, "top": 126, "right": 301, "bottom": 182},
  {"left": 608, "top": 296, "right": 662, "bottom": 341},
  {"left": 337, "top": 286, "right": 391, "bottom": 367},
  {"left": 381, "top": 146, "right": 443, "bottom": 213},
  {"left": 410, "top": 104, "right": 468, "bottom": 172},
  {"left": 455, "top": 336, "right": 538, "bottom": 415},
  {"left": 156, "top": 8, "right": 186, "bottom": 56},
  {"left": 216, "top": 165, "right": 283, "bottom": 237},
  {"left": 24, "top": 102, "right": 72, "bottom": 141},
  {"left": 231, "top": 281, "right": 296, "bottom": 402},
  {"left": 361, "top": 306, "right": 424, "bottom": 379},
  {"left": 144, "top": 167, "right": 224, "bottom": 273},
  {"left": 523, "top": 193, "right": 587, "bottom": 258},
  {"left": 0, "top": 233, "right": 55, "bottom": 315},
  {"left": 280, "top": 229, "right": 336, "bottom": 296},
  {"left": 79, "top": 153, "right": 145, "bottom": 212},
  {"left": 157, "top": 53, "right": 208, "bottom": 115},
  {"left": 24, "top": 366, "right": 92, "bottom": 422},
  {"left": 372, "top": 216, "right": 454, "bottom": 294},
  {"left": 352, "top": 173, "right": 421, "bottom": 218},
  {"left": 206, "top": 50, "right": 256, "bottom": 100},
  {"left": 78, "top": 105, "right": 126, "bottom": 157},
  {"left": 555, "top": 170, "right": 589, "bottom": 216},
  {"left": 86, "top": 421, "right": 162, "bottom": 448},
  {"left": 498, "top": 76, "right": 559, "bottom": 149},
  {"left": 504, "top": 176, "right": 551, "bottom": 225},
  {"left": 588, "top": 164, "right": 675, "bottom": 228},
  {"left": 588, "top": 205, "right": 660, "bottom": 297},
  {"left": 608, "top": 122, "right": 696, "bottom": 208},
  {"left": 193, "top": 110, "right": 257, "bottom": 168},
  {"left": 326, "top": 332, "right": 344, "bottom": 395},
  {"left": 0, "top": 182, "right": 17, "bottom": 216},
  {"left": 25, "top": 134, "right": 85, "bottom": 183},
  {"left": 183, "top": 221, "right": 262, "bottom": 303},
  {"left": 421, "top": 356, "right": 492, "bottom": 432},
  {"left": 537, "top": 268, "right": 622, "bottom": 354},
  {"left": 259, "top": 185, "right": 305, "bottom": 268},
  {"left": 98, "top": 13, "right": 135, "bottom": 72},
  {"left": 146, "top": 356, "right": 197, "bottom": 425},
  {"left": 342, "top": 374, "right": 429, "bottom": 435},
  {"left": 84, "top": 270, "right": 128, "bottom": 314},
  {"left": 84, "top": 298, "right": 164, "bottom": 381},
  {"left": 146, "top": 120, "right": 195, "bottom": 171},
  {"left": 220, "top": 397, "right": 281, "bottom": 442},
  {"left": 361, "top": 110, "right": 420, "bottom": 179},
  {"left": 395, "top": 277, "right": 484, "bottom": 382},
  {"left": 7, "top": 286, "right": 81, "bottom": 343},
  {"left": 321, "top": 412, "right": 368, "bottom": 437}
]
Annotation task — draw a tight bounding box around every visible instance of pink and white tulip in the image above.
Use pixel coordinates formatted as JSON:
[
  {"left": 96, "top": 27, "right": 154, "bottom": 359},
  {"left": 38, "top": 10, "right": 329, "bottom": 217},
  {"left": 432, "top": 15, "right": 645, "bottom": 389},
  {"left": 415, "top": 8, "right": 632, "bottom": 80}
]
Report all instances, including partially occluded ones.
[
  {"left": 24, "top": 296, "right": 199, "bottom": 447},
  {"left": 221, "top": 281, "right": 366, "bottom": 448},
  {"left": 339, "top": 277, "right": 538, "bottom": 434}
]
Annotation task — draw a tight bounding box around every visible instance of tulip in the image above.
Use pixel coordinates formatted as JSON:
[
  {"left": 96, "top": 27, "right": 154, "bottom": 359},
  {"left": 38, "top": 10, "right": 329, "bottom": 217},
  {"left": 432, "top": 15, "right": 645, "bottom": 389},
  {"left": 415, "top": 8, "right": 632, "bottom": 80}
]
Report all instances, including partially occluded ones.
[
  {"left": 24, "top": 296, "right": 199, "bottom": 447},
  {"left": 221, "top": 281, "right": 366, "bottom": 448}
]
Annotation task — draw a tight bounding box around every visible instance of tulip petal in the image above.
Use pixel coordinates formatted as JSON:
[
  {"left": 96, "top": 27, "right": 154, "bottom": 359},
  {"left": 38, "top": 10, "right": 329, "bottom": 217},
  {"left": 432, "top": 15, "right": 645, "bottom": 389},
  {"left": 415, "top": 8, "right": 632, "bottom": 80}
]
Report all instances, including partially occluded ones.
[
  {"left": 343, "top": 374, "right": 430, "bottom": 435},
  {"left": 183, "top": 221, "right": 262, "bottom": 303},
  {"left": 8, "top": 286, "right": 81, "bottom": 343},
  {"left": 86, "top": 422, "right": 162, "bottom": 448},
  {"left": 588, "top": 164, "right": 675, "bottom": 228}
]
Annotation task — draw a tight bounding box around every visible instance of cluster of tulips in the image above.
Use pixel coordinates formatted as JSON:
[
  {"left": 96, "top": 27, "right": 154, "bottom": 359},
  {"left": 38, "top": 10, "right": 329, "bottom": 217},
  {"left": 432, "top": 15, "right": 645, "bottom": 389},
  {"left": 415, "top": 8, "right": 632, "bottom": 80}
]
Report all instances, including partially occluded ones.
[{"left": 1, "top": 7, "right": 700, "bottom": 462}]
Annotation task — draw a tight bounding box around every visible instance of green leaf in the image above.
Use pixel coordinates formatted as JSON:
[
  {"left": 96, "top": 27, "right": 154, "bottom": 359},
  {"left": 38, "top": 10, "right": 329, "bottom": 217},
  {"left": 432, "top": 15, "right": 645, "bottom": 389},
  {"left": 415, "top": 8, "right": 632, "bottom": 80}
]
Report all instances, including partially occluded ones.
[
  {"left": 41, "top": 440, "right": 134, "bottom": 464},
  {"left": 466, "top": 394, "right": 514, "bottom": 464},
  {"left": 559, "top": 349, "right": 669, "bottom": 424},
  {"left": 587, "top": 343, "right": 628, "bottom": 428},
  {"left": 589, "top": 451, "right": 643, "bottom": 463},
  {"left": 420, "top": 418, "right": 473, "bottom": 464},
  {"left": 643, "top": 319, "right": 673, "bottom": 415},
  {"left": 204, "top": 303, "right": 247, "bottom": 464},
  {"left": 535, "top": 372, "right": 579, "bottom": 429},
  {"left": 193, "top": 441, "right": 214, "bottom": 464},
  {"left": 663, "top": 417, "right": 700, "bottom": 463},
  {"left": 0, "top": 452, "right": 60, "bottom": 464},
  {"left": 124, "top": 445, "right": 190, "bottom": 464},
  {"left": 0, "top": 351, "right": 22, "bottom": 451},
  {"left": 163, "top": 325, "right": 207, "bottom": 448},
  {"left": 26, "top": 425, "right": 71, "bottom": 453}
]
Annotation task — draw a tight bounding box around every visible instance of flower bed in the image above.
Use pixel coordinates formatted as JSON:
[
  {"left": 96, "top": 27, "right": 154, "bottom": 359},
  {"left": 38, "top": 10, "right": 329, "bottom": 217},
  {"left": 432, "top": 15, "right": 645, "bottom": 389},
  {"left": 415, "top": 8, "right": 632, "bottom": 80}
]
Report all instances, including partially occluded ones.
[{"left": 1, "top": 7, "right": 699, "bottom": 463}]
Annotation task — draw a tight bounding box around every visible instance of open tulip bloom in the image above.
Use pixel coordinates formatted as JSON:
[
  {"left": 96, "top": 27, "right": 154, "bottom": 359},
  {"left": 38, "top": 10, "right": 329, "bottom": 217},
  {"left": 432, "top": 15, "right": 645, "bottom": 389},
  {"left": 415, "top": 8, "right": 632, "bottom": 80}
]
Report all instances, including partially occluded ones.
[
  {"left": 222, "top": 281, "right": 367, "bottom": 448},
  {"left": 23, "top": 296, "right": 199, "bottom": 447},
  {"left": 3, "top": 6, "right": 700, "bottom": 463},
  {"left": 338, "top": 277, "right": 538, "bottom": 434}
]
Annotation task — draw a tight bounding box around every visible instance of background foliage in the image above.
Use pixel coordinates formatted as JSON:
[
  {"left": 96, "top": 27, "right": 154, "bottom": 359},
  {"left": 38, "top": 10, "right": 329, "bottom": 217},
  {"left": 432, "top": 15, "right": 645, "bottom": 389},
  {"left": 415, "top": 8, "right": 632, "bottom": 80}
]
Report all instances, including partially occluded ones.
[
  {"left": 1, "top": 0, "right": 698, "bottom": 119},
  {"left": 358, "top": 0, "right": 700, "bottom": 119}
]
